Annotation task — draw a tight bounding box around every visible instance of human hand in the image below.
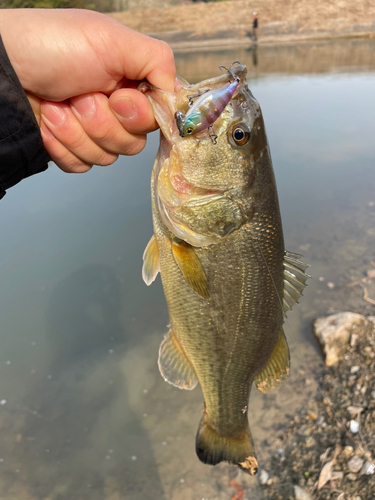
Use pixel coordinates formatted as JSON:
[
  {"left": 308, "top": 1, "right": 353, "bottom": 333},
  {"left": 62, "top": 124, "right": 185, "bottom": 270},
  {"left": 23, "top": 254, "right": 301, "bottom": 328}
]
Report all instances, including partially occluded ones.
[{"left": 0, "top": 9, "right": 176, "bottom": 172}]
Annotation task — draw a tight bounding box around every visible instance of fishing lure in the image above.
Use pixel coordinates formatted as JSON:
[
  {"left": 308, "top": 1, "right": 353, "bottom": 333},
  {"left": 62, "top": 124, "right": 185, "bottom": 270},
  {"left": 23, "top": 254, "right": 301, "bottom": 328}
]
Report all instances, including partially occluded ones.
[{"left": 174, "top": 61, "right": 242, "bottom": 144}]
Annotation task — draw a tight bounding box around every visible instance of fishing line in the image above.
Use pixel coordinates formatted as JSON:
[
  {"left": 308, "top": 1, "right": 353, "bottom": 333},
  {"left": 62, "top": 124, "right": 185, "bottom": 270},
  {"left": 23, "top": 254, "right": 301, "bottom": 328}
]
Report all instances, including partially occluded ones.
[{"left": 252, "top": 239, "right": 375, "bottom": 471}]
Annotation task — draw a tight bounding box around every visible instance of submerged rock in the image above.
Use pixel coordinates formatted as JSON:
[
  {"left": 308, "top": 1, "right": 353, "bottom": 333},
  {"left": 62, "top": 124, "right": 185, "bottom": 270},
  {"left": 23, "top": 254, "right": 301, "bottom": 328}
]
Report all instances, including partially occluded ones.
[{"left": 313, "top": 312, "right": 372, "bottom": 366}]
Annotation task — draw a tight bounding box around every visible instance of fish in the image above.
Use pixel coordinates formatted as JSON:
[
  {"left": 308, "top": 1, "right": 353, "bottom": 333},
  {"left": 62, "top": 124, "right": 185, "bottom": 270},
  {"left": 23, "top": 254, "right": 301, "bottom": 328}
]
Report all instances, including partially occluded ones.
[
  {"left": 140, "top": 62, "right": 309, "bottom": 475},
  {"left": 174, "top": 62, "right": 241, "bottom": 142}
]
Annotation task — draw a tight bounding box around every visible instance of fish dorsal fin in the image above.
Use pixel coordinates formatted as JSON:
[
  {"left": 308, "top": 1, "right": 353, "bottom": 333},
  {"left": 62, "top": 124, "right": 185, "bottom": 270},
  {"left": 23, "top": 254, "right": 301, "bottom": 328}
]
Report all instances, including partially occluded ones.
[
  {"left": 158, "top": 329, "right": 198, "bottom": 390},
  {"left": 283, "top": 251, "right": 310, "bottom": 314},
  {"left": 171, "top": 240, "right": 209, "bottom": 299},
  {"left": 142, "top": 235, "right": 160, "bottom": 286},
  {"left": 254, "top": 329, "right": 290, "bottom": 393}
]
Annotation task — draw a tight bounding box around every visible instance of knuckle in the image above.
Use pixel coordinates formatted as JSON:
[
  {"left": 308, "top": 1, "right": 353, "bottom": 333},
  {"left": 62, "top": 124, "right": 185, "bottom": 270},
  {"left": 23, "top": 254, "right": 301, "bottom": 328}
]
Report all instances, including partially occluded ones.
[
  {"left": 95, "top": 152, "right": 118, "bottom": 166},
  {"left": 157, "top": 40, "right": 174, "bottom": 64},
  {"left": 58, "top": 157, "right": 93, "bottom": 174},
  {"left": 91, "top": 126, "right": 113, "bottom": 144},
  {"left": 123, "top": 136, "right": 146, "bottom": 156}
]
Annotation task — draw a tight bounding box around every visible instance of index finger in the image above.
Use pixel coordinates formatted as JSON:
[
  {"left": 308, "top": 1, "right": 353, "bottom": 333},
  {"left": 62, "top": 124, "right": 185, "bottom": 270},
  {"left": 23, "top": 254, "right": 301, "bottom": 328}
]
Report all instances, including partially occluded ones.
[{"left": 114, "top": 27, "right": 176, "bottom": 92}]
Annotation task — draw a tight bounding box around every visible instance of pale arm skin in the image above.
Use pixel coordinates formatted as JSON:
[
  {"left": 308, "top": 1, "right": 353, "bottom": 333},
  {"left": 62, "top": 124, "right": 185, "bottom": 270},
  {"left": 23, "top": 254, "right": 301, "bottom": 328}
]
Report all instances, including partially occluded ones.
[{"left": 0, "top": 9, "right": 176, "bottom": 173}]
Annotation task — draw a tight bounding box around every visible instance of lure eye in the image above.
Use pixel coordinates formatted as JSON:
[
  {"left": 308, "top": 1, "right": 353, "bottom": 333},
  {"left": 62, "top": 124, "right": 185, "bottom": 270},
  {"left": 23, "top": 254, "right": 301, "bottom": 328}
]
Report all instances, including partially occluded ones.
[
  {"left": 231, "top": 124, "right": 250, "bottom": 146},
  {"left": 185, "top": 127, "right": 194, "bottom": 135}
]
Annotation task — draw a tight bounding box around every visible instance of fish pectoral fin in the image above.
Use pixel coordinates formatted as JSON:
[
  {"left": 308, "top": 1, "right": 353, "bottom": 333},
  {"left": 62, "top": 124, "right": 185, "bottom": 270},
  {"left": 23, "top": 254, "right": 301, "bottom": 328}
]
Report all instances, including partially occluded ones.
[
  {"left": 171, "top": 240, "right": 209, "bottom": 299},
  {"left": 283, "top": 251, "right": 310, "bottom": 314},
  {"left": 158, "top": 329, "right": 198, "bottom": 390},
  {"left": 142, "top": 235, "right": 160, "bottom": 286},
  {"left": 254, "top": 329, "right": 290, "bottom": 394}
]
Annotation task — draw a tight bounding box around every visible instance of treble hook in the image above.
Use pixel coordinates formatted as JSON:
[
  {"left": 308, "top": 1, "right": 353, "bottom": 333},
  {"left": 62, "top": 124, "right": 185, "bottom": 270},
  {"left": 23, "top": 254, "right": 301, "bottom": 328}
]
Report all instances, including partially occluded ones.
[{"left": 218, "top": 61, "right": 241, "bottom": 83}]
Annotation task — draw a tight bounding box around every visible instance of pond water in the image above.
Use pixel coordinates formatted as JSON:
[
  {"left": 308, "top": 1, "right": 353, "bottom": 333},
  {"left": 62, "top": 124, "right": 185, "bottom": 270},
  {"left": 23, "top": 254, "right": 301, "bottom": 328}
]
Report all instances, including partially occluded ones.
[{"left": 0, "top": 38, "right": 374, "bottom": 500}]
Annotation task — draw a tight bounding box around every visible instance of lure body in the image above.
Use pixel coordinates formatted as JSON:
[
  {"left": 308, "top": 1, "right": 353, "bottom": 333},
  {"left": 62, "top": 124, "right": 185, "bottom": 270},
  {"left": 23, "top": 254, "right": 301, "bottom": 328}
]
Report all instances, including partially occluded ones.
[{"left": 175, "top": 78, "right": 240, "bottom": 138}]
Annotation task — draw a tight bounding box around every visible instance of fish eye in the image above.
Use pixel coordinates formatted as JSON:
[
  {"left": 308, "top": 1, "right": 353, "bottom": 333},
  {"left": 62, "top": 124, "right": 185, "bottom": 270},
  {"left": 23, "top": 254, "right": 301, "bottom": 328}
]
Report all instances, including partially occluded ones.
[{"left": 231, "top": 124, "right": 250, "bottom": 146}]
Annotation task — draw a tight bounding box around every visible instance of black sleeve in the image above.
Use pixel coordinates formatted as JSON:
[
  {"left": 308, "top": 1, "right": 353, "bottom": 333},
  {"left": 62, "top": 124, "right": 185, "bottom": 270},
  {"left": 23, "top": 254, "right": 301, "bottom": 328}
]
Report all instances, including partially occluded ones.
[{"left": 0, "top": 34, "right": 50, "bottom": 200}]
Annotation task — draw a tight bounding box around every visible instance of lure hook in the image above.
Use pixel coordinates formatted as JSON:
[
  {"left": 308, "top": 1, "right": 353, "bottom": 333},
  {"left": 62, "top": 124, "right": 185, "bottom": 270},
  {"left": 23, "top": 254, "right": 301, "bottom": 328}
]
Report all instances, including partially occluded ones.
[{"left": 218, "top": 63, "right": 240, "bottom": 83}]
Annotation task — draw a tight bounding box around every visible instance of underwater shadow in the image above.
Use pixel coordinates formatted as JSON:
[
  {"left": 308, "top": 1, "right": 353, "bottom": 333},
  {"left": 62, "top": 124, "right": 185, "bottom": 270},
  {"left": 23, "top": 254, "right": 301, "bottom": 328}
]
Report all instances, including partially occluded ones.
[{"left": 20, "top": 264, "right": 166, "bottom": 500}]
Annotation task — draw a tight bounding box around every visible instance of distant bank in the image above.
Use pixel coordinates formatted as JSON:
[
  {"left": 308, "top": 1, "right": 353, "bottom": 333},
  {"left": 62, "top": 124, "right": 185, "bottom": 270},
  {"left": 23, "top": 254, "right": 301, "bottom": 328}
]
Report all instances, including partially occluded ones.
[{"left": 109, "top": 0, "right": 375, "bottom": 51}]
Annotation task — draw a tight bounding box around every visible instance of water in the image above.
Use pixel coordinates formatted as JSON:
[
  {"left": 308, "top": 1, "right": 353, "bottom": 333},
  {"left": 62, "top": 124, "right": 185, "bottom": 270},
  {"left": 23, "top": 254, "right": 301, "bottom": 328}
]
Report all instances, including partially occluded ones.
[{"left": 0, "top": 39, "right": 374, "bottom": 499}]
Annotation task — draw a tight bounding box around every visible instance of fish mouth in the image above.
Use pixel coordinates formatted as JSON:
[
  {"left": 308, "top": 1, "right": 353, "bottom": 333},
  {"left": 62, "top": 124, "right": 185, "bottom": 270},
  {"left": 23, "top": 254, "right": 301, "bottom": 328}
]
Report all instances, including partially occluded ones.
[
  {"left": 139, "top": 81, "right": 181, "bottom": 145},
  {"left": 139, "top": 81, "right": 226, "bottom": 246},
  {"left": 139, "top": 81, "right": 221, "bottom": 200}
]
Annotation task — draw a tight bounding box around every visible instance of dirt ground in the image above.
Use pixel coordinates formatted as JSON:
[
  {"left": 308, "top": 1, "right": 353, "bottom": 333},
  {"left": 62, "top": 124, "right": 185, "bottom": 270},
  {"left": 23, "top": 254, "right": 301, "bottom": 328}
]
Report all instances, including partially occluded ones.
[
  {"left": 258, "top": 316, "right": 375, "bottom": 500},
  {"left": 109, "top": 0, "right": 375, "bottom": 38}
]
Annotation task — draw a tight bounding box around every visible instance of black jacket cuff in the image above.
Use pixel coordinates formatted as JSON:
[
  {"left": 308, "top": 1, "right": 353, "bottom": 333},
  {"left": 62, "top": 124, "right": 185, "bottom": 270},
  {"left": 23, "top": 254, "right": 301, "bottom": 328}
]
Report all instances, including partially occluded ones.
[{"left": 0, "top": 34, "right": 50, "bottom": 200}]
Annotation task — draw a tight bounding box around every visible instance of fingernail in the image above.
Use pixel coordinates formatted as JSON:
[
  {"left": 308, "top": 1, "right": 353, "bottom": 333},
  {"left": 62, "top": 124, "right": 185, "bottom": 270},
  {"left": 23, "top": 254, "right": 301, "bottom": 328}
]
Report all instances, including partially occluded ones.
[
  {"left": 111, "top": 97, "right": 137, "bottom": 120},
  {"left": 41, "top": 123, "right": 54, "bottom": 140},
  {"left": 71, "top": 95, "right": 96, "bottom": 117},
  {"left": 42, "top": 103, "right": 66, "bottom": 127}
]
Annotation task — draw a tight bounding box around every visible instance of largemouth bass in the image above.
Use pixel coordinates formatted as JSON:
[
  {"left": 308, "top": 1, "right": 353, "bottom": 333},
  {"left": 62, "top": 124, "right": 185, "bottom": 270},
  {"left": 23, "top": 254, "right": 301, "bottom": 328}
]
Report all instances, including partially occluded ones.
[{"left": 140, "top": 63, "right": 308, "bottom": 475}]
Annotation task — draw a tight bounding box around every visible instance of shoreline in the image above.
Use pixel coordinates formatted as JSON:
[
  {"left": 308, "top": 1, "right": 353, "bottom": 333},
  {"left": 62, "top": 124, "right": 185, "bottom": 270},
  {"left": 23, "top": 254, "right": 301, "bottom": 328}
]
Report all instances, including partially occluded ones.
[
  {"left": 148, "top": 29, "right": 375, "bottom": 52},
  {"left": 109, "top": 0, "right": 375, "bottom": 53}
]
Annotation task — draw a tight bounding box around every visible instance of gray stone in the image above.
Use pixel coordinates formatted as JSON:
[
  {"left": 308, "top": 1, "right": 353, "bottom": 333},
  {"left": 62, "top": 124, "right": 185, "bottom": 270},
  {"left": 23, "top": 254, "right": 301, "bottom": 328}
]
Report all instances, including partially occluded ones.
[
  {"left": 313, "top": 313, "right": 372, "bottom": 366},
  {"left": 348, "top": 456, "right": 364, "bottom": 473},
  {"left": 347, "top": 473, "right": 358, "bottom": 481}
]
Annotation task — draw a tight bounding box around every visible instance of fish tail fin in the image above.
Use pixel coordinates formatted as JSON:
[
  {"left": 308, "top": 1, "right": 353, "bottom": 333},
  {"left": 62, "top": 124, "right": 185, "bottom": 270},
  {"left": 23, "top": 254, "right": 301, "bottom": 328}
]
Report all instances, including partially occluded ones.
[{"left": 195, "top": 413, "right": 258, "bottom": 475}]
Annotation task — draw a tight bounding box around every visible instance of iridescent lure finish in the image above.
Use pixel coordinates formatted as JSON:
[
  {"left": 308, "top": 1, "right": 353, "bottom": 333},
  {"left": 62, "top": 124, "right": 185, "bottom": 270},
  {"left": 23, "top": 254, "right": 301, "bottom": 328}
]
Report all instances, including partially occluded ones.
[{"left": 174, "top": 62, "right": 242, "bottom": 143}]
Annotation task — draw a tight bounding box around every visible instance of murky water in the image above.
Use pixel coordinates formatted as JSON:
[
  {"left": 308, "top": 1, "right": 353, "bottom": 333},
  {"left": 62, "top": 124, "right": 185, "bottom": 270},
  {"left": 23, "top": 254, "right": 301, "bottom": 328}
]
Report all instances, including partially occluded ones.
[{"left": 0, "top": 39, "right": 374, "bottom": 499}]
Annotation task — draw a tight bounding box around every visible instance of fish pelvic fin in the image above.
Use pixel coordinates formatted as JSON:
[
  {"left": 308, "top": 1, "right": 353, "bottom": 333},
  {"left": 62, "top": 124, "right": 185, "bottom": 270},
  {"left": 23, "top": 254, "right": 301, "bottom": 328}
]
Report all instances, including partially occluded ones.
[
  {"left": 142, "top": 235, "right": 160, "bottom": 286},
  {"left": 254, "top": 329, "right": 290, "bottom": 394},
  {"left": 196, "top": 414, "right": 258, "bottom": 475},
  {"left": 171, "top": 240, "right": 209, "bottom": 299},
  {"left": 283, "top": 251, "right": 310, "bottom": 314},
  {"left": 158, "top": 329, "right": 198, "bottom": 390}
]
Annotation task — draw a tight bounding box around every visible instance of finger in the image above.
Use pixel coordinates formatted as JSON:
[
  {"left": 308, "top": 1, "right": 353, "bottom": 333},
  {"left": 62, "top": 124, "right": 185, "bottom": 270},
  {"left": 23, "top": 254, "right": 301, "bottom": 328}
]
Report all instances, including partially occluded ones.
[
  {"left": 40, "top": 122, "right": 93, "bottom": 174},
  {"left": 70, "top": 92, "right": 149, "bottom": 155},
  {"left": 41, "top": 100, "right": 119, "bottom": 166},
  {"left": 109, "top": 88, "right": 158, "bottom": 135},
  {"left": 115, "top": 29, "right": 176, "bottom": 91}
]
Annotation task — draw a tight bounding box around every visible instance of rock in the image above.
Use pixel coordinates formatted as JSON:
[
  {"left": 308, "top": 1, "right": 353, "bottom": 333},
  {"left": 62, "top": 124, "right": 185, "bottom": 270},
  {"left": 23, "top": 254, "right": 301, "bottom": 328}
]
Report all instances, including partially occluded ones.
[
  {"left": 346, "top": 473, "right": 357, "bottom": 481},
  {"left": 350, "top": 366, "right": 360, "bottom": 374},
  {"left": 294, "top": 485, "right": 313, "bottom": 500},
  {"left": 347, "top": 456, "right": 364, "bottom": 473},
  {"left": 259, "top": 469, "right": 269, "bottom": 485},
  {"left": 313, "top": 312, "right": 371, "bottom": 366},
  {"left": 349, "top": 420, "right": 359, "bottom": 433},
  {"left": 343, "top": 446, "right": 354, "bottom": 457},
  {"left": 347, "top": 406, "right": 363, "bottom": 417},
  {"left": 350, "top": 333, "right": 359, "bottom": 347},
  {"left": 360, "top": 460, "right": 375, "bottom": 475}
]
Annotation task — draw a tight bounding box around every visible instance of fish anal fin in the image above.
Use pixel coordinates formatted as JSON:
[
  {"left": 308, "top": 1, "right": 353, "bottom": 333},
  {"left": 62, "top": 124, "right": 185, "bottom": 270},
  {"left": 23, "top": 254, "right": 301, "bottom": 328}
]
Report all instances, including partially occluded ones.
[
  {"left": 196, "top": 414, "right": 258, "bottom": 475},
  {"left": 254, "top": 329, "right": 290, "bottom": 394},
  {"left": 283, "top": 251, "right": 310, "bottom": 314},
  {"left": 171, "top": 240, "right": 209, "bottom": 299},
  {"left": 158, "top": 329, "right": 198, "bottom": 390},
  {"left": 142, "top": 235, "right": 160, "bottom": 286}
]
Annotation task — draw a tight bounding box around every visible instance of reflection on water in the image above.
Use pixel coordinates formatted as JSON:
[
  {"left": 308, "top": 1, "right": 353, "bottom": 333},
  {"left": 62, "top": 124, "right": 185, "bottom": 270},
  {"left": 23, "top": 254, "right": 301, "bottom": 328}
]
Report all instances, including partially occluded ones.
[
  {"left": 0, "top": 39, "right": 374, "bottom": 499},
  {"left": 175, "top": 38, "right": 375, "bottom": 82}
]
